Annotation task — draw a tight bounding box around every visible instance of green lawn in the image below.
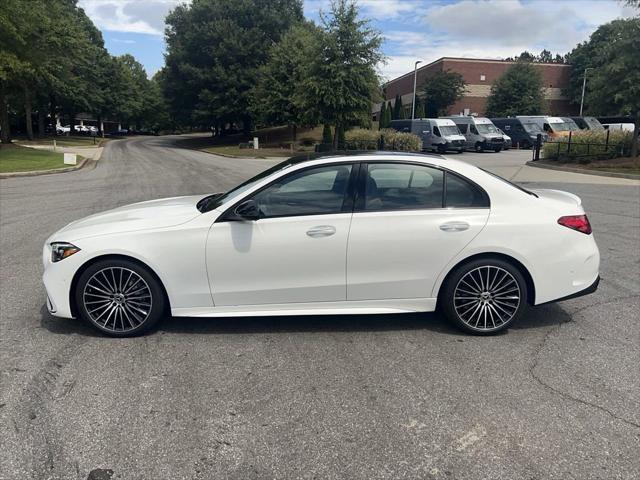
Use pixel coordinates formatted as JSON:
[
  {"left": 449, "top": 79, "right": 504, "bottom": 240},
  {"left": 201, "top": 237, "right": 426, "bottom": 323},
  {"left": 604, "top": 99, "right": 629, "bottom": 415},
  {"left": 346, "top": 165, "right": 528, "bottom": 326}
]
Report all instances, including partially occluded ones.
[
  {"left": 0, "top": 144, "right": 67, "bottom": 173},
  {"left": 17, "top": 135, "right": 102, "bottom": 147}
]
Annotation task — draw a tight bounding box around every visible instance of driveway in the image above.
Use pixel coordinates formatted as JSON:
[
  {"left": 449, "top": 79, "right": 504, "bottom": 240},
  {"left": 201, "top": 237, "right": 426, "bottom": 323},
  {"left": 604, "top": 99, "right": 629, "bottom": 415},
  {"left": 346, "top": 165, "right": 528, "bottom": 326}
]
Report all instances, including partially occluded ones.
[{"left": 1, "top": 135, "right": 638, "bottom": 480}]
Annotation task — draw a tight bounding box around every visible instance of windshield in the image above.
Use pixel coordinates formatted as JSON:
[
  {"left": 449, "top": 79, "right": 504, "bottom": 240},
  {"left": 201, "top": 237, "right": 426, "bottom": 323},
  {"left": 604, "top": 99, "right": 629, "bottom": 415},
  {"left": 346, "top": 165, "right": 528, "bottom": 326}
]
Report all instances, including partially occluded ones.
[
  {"left": 440, "top": 125, "right": 461, "bottom": 136},
  {"left": 522, "top": 122, "right": 542, "bottom": 133},
  {"left": 584, "top": 117, "right": 604, "bottom": 130},
  {"left": 549, "top": 121, "right": 570, "bottom": 132},
  {"left": 561, "top": 118, "right": 581, "bottom": 131},
  {"left": 480, "top": 168, "right": 538, "bottom": 198},
  {"left": 197, "top": 158, "right": 294, "bottom": 212},
  {"left": 476, "top": 123, "right": 500, "bottom": 134}
]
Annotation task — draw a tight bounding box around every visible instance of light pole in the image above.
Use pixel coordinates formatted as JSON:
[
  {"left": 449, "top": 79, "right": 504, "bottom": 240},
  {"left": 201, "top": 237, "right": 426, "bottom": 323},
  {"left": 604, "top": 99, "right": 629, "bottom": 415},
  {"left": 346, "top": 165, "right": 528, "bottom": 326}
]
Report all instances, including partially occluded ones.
[
  {"left": 411, "top": 60, "right": 422, "bottom": 119},
  {"left": 579, "top": 68, "right": 591, "bottom": 116}
]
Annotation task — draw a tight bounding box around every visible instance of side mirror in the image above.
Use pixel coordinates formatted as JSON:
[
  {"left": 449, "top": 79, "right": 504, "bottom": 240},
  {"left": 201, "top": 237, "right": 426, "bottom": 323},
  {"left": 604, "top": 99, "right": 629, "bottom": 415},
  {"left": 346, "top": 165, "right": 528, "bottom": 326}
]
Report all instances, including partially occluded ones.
[{"left": 234, "top": 199, "right": 260, "bottom": 221}]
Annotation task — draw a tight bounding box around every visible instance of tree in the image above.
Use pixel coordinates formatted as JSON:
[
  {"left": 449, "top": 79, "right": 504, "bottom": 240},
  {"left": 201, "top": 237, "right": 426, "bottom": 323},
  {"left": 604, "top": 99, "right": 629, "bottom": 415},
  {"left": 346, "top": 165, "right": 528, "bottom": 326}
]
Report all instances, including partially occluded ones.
[
  {"left": 251, "top": 22, "right": 319, "bottom": 139},
  {"left": 587, "top": 18, "right": 639, "bottom": 157},
  {"left": 378, "top": 101, "right": 386, "bottom": 129},
  {"left": 392, "top": 94, "right": 402, "bottom": 119},
  {"left": 295, "top": 0, "right": 383, "bottom": 148},
  {"left": 162, "top": 0, "right": 303, "bottom": 132},
  {"left": 421, "top": 70, "right": 466, "bottom": 117},
  {"left": 415, "top": 101, "right": 425, "bottom": 119},
  {"left": 322, "top": 123, "right": 333, "bottom": 143},
  {"left": 485, "top": 63, "right": 545, "bottom": 117}
]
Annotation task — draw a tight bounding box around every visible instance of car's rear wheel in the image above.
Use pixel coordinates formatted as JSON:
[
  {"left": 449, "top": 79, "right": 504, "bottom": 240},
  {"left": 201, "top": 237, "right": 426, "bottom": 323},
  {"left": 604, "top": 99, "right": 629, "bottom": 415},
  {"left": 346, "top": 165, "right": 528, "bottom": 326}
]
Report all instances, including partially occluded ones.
[
  {"left": 75, "top": 259, "right": 166, "bottom": 337},
  {"left": 475, "top": 142, "right": 483, "bottom": 152},
  {"left": 441, "top": 258, "right": 527, "bottom": 334}
]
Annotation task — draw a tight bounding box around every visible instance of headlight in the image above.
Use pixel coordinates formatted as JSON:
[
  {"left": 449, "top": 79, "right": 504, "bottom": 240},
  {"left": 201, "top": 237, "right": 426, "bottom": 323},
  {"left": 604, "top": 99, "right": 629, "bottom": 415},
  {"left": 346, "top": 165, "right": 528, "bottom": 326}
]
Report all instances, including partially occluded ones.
[{"left": 51, "top": 242, "right": 81, "bottom": 262}]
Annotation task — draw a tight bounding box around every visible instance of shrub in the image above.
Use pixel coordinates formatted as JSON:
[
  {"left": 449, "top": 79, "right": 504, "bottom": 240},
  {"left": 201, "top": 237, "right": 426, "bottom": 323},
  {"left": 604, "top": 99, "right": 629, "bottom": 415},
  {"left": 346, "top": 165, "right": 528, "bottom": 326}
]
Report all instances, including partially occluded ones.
[
  {"left": 542, "top": 130, "right": 634, "bottom": 162},
  {"left": 379, "top": 128, "right": 422, "bottom": 151},
  {"left": 345, "top": 128, "right": 379, "bottom": 150}
]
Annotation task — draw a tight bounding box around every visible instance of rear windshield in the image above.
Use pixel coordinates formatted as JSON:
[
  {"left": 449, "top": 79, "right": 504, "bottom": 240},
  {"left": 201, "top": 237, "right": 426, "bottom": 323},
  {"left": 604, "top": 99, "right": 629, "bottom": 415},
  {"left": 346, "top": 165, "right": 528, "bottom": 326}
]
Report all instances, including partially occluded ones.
[{"left": 480, "top": 168, "right": 538, "bottom": 198}]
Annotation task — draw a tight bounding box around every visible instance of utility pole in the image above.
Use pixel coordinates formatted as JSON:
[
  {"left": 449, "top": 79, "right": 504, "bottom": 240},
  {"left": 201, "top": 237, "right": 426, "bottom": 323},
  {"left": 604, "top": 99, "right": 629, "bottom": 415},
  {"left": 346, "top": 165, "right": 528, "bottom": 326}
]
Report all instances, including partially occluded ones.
[
  {"left": 579, "top": 68, "right": 591, "bottom": 116},
  {"left": 411, "top": 60, "right": 422, "bottom": 119}
]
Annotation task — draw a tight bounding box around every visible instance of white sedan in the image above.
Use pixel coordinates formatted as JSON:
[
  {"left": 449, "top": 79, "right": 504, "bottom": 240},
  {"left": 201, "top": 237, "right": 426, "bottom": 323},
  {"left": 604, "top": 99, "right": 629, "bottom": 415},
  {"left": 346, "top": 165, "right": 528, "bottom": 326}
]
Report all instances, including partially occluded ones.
[{"left": 43, "top": 153, "right": 600, "bottom": 336}]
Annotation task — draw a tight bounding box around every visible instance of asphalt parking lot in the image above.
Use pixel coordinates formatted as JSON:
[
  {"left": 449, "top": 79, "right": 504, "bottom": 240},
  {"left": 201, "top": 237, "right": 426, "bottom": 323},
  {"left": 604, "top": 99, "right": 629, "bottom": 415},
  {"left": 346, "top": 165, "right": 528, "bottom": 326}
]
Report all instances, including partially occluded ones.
[{"left": 1, "top": 136, "right": 639, "bottom": 480}]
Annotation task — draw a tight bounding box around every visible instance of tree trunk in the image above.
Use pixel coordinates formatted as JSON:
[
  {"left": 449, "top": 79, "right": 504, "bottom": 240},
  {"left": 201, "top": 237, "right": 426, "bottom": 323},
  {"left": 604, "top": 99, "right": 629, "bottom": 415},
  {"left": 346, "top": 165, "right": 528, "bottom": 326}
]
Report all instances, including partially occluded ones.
[
  {"left": 37, "top": 108, "right": 46, "bottom": 137},
  {"left": 24, "top": 87, "right": 34, "bottom": 140},
  {"left": 332, "top": 123, "right": 339, "bottom": 150},
  {"left": 631, "top": 114, "right": 638, "bottom": 163},
  {"left": 68, "top": 113, "right": 75, "bottom": 136},
  {"left": 0, "top": 84, "right": 10, "bottom": 144},
  {"left": 292, "top": 124, "right": 297, "bottom": 142}
]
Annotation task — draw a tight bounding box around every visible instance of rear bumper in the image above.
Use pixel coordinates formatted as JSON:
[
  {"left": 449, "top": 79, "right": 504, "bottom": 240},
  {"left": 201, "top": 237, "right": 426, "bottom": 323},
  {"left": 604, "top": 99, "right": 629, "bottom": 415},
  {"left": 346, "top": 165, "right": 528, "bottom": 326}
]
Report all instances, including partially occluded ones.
[{"left": 538, "top": 275, "right": 599, "bottom": 306}]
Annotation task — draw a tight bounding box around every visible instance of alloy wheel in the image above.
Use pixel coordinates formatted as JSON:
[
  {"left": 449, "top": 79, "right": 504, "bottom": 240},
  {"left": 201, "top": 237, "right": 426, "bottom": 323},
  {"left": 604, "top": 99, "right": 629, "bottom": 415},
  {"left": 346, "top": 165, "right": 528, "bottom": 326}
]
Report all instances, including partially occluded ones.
[
  {"left": 453, "top": 266, "right": 521, "bottom": 331},
  {"left": 82, "top": 267, "right": 153, "bottom": 333}
]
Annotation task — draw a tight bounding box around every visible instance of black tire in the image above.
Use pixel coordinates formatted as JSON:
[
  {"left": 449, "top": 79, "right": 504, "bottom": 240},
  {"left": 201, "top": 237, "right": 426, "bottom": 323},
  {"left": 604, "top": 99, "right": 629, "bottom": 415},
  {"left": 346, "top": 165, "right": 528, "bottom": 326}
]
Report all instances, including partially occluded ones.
[
  {"left": 494, "top": 147, "right": 502, "bottom": 153},
  {"left": 457, "top": 149, "right": 464, "bottom": 154},
  {"left": 520, "top": 139, "right": 531, "bottom": 149},
  {"left": 437, "top": 144, "right": 447, "bottom": 154},
  {"left": 75, "top": 258, "right": 166, "bottom": 337},
  {"left": 475, "top": 142, "right": 483, "bottom": 152},
  {"left": 440, "top": 258, "right": 528, "bottom": 335}
]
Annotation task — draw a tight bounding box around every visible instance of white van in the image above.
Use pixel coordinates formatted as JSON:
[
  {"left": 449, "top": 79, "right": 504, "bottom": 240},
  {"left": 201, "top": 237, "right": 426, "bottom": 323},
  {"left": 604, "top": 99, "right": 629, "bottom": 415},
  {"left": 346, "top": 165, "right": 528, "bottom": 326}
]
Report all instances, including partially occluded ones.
[
  {"left": 440, "top": 116, "right": 504, "bottom": 152},
  {"left": 389, "top": 118, "right": 466, "bottom": 153}
]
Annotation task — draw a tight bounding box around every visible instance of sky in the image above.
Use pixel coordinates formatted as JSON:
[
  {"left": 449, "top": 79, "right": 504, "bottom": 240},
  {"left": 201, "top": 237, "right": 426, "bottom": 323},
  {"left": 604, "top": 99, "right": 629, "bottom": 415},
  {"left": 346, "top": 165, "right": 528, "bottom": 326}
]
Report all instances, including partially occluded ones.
[{"left": 78, "top": 0, "right": 637, "bottom": 80}]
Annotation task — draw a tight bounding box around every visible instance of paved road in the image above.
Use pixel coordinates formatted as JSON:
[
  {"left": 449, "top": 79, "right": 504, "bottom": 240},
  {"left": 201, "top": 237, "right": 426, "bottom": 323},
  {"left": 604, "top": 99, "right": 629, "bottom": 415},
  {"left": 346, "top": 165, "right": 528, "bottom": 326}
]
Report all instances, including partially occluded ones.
[{"left": 1, "top": 135, "right": 639, "bottom": 480}]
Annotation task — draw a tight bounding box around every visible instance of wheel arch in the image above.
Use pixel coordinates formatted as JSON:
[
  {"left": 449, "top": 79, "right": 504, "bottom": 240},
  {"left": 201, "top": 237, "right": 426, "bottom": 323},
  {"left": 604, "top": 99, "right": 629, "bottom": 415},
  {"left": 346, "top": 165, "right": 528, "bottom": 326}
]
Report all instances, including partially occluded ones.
[
  {"left": 69, "top": 254, "right": 171, "bottom": 318},
  {"left": 436, "top": 252, "right": 536, "bottom": 306}
]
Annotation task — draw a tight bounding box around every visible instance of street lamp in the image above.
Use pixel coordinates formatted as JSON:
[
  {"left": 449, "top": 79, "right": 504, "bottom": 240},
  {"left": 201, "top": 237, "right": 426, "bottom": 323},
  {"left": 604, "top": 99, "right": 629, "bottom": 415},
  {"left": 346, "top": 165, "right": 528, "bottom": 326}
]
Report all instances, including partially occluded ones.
[
  {"left": 411, "top": 60, "right": 422, "bottom": 119},
  {"left": 579, "top": 68, "right": 592, "bottom": 116}
]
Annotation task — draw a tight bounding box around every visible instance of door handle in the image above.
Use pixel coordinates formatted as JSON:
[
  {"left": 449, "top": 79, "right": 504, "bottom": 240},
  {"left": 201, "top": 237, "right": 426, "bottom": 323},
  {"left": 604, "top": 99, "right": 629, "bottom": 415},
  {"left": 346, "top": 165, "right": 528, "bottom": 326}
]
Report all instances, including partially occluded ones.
[
  {"left": 306, "top": 225, "right": 336, "bottom": 238},
  {"left": 439, "top": 221, "right": 470, "bottom": 232}
]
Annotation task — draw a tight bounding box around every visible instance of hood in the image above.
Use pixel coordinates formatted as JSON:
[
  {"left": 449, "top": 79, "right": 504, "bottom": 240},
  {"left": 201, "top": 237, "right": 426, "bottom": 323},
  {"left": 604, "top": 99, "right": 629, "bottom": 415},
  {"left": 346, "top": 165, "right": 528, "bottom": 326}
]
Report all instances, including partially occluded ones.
[
  {"left": 51, "top": 195, "right": 204, "bottom": 241},
  {"left": 444, "top": 134, "right": 466, "bottom": 142}
]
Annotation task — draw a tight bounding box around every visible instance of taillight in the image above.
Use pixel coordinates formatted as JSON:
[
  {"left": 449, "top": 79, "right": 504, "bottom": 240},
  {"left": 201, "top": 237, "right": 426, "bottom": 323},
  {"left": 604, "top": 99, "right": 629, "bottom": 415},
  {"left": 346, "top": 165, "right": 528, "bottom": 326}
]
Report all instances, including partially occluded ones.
[{"left": 558, "top": 215, "right": 592, "bottom": 234}]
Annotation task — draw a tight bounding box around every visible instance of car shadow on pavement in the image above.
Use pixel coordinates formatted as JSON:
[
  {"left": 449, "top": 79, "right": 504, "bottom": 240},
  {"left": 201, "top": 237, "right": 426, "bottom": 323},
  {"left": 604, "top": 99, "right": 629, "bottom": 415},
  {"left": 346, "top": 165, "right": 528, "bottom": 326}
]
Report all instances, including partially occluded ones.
[{"left": 40, "top": 302, "right": 570, "bottom": 337}]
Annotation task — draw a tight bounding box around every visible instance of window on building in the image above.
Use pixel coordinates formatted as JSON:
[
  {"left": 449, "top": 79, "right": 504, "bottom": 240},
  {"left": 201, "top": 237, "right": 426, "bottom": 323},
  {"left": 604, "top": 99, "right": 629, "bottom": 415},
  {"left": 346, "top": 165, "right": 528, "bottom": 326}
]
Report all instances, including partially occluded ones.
[{"left": 480, "top": 74, "right": 486, "bottom": 81}]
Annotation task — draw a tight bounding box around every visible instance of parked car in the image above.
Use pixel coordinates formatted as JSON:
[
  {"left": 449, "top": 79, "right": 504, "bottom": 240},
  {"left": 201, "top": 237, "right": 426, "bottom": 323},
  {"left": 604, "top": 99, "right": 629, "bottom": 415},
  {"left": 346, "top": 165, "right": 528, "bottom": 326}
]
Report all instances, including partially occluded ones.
[
  {"left": 490, "top": 118, "right": 547, "bottom": 148},
  {"left": 440, "top": 116, "right": 504, "bottom": 152},
  {"left": 42, "top": 152, "right": 600, "bottom": 337},
  {"left": 389, "top": 118, "right": 466, "bottom": 153},
  {"left": 517, "top": 116, "right": 573, "bottom": 139},
  {"left": 109, "top": 129, "right": 129, "bottom": 136},
  {"left": 569, "top": 116, "right": 605, "bottom": 131},
  {"left": 497, "top": 128, "right": 512, "bottom": 150}
]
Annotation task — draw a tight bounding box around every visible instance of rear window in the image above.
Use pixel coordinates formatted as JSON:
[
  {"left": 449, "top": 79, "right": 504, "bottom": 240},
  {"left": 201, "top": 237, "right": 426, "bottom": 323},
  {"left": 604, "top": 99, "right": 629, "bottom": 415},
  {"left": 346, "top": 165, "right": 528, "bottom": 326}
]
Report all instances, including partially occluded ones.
[{"left": 480, "top": 168, "right": 538, "bottom": 198}]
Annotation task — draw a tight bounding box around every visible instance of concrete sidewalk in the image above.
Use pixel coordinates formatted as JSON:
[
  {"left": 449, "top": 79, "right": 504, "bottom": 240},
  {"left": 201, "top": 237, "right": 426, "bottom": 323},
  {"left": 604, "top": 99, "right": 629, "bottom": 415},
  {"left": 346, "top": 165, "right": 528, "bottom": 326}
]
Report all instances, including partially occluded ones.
[{"left": 17, "top": 143, "right": 104, "bottom": 161}]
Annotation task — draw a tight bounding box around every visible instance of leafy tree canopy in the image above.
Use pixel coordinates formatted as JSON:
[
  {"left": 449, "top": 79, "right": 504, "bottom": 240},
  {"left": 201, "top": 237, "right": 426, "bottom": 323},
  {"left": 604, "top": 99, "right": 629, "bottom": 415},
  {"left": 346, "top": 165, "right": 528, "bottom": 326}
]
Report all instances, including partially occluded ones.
[
  {"left": 485, "top": 62, "right": 545, "bottom": 117},
  {"left": 421, "top": 70, "right": 466, "bottom": 117}
]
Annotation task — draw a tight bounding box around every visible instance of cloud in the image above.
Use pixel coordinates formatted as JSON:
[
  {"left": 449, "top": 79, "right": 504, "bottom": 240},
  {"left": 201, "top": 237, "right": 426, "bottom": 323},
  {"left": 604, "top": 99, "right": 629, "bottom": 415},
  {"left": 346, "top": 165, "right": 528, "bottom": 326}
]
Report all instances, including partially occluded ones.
[
  {"left": 377, "top": 0, "right": 635, "bottom": 80},
  {"left": 78, "top": 0, "right": 183, "bottom": 35}
]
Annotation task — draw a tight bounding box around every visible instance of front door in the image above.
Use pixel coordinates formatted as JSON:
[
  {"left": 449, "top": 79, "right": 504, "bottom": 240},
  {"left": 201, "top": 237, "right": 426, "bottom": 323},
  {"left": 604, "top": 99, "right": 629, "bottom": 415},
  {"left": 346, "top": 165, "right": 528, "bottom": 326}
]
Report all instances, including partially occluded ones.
[
  {"left": 347, "top": 162, "right": 490, "bottom": 300},
  {"left": 207, "top": 163, "right": 355, "bottom": 306}
]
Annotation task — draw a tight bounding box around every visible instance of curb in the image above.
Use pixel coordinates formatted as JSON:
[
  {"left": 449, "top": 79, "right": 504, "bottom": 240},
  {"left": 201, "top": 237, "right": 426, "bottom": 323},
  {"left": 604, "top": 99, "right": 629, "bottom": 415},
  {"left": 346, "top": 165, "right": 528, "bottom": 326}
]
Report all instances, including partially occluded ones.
[{"left": 526, "top": 161, "right": 640, "bottom": 180}]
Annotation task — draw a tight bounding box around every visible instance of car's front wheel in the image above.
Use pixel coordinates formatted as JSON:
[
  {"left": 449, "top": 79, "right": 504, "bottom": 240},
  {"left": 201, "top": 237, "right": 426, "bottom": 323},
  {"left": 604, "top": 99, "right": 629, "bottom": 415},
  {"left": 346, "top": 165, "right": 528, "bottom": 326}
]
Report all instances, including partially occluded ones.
[
  {"left": 75, "top": 259, "right": 166, "bottom": 337},
  {"left": 441, "top": 258, "right": 527, "bottom": 334}
]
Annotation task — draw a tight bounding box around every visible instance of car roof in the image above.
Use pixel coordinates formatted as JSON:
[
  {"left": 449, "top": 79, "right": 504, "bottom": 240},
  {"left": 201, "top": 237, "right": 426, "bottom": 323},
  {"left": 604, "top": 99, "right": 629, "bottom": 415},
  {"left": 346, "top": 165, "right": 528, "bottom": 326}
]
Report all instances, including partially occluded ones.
[{"left": 284, "top": 151, "right": 477, "bottom": 172}]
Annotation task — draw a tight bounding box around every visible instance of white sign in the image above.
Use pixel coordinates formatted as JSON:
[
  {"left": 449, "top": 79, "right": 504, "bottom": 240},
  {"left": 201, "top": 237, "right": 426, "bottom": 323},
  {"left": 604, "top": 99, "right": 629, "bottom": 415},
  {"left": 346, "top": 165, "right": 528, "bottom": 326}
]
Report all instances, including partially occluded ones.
[
  {"left": 253, "top": 137, "right": 259, "bottom": 149},
  {"left": 63, "top": 153, "right": 77, "bottom": 165}
]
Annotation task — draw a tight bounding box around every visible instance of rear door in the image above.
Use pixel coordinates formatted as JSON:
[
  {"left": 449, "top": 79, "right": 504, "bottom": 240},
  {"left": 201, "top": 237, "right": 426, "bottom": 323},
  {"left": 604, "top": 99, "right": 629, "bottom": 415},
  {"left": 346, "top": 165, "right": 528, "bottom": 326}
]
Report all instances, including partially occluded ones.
[{"left": 346, "top": 162, "right": 490, "bottom": 301}]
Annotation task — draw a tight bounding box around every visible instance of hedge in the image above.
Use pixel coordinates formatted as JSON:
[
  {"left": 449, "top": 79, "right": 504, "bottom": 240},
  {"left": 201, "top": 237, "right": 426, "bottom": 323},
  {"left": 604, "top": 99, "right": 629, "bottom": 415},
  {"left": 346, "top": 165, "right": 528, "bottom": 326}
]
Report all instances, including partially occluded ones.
[{"left": 542, "top": 130, "right": 634, "bottom": 163}]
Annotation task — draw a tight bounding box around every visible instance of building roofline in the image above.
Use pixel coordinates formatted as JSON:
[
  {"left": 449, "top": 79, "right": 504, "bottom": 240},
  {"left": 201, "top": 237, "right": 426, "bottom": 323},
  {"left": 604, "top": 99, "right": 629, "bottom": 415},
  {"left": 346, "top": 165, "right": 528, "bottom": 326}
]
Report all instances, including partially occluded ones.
[{"left": 384, "top": 56, "right": 571, "bottom": 87}]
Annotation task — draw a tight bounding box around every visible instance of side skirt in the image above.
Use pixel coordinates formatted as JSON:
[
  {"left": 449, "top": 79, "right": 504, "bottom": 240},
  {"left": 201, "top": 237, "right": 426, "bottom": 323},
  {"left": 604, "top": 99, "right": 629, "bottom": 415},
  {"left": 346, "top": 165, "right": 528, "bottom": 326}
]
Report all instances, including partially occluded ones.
[{"left": 172, "top": 298, "right": 437, "bottom": 318}]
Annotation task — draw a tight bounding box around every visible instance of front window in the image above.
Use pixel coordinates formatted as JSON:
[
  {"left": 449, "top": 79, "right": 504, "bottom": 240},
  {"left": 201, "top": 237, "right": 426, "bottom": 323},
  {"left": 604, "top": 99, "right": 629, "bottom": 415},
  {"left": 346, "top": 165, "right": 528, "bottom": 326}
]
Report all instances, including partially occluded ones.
[
  {"left": 440, "top": 125, "right": 461, "bottom": 136},
  {"left": 251, "top": 164, "right": 353, "bottom": 218},
  {"left": 548, "top": 121, "right": 570, "bottom": 132},
  {"left": 475, "top": 123, "right": 500, "bottom": 134},
  {"left": 522, "top": 123, "right": 542, "bottom": 134}
]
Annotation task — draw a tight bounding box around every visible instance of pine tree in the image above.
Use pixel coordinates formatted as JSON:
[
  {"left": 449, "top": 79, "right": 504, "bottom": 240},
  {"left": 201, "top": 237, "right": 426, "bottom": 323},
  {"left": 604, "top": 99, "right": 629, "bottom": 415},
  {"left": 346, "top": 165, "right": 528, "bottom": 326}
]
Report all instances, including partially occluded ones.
[
  {"left": 378, "top": 101, "right": 386, "bottom": 129},
  {"left": 415, "top": 101, "right": 425, "bottom": 119},
  {"left": 322, "top": 123, "right": 332, "bottom": 143},
  {"left": 393, "top": 94, "right": 403, "bottom": 119}
]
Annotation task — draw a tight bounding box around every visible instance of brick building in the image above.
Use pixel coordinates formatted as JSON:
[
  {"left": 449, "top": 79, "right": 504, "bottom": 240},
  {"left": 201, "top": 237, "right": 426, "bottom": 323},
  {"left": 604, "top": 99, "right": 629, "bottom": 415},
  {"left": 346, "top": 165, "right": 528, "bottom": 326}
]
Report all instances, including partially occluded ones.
[{"left": 377, "top": 57, "right": 575, "bottom": 119}]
